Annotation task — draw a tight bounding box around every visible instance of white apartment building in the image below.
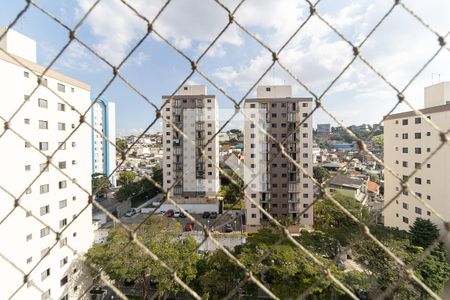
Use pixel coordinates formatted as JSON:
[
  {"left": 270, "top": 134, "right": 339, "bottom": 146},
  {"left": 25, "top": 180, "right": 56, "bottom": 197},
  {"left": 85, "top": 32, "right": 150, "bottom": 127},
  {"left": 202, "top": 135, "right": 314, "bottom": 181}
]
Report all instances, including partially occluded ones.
[
  {"left": 0, "top": 28, "right": 94, "bottom": 300},
  {"left": 161, "top": 85, "right": 220, "bottom": 213},
  {"left": 244, "top": 86, "right": 314, "bottom": 230},
  {"left": 91, "top": 99, "right": 116, "bottom": 186},
  {"left": 384, "top": 82, "right": 450, "bottom": 233}
]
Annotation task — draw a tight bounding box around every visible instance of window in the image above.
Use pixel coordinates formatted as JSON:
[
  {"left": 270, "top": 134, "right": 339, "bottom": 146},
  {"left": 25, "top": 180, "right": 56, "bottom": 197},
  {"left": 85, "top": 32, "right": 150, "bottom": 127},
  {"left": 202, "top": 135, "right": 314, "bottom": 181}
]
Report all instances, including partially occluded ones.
[
  {"left": 24, "top": 71, "right": 29, "bottom": 78},
  {"left": 26, "top": 234, "right": 32, "bottom": 241},
  {"left": 39, "top": 142, "right": 49, "bottom": 151},
  {"left": 59, "top": 142, "right": 66, "bottom": 150},
  {"left": 27, "top": 257, "right": 32, "bottom": 264},
  {"left": 57, "top": 83, "right": 66, "bottom": 92},
  {"left": 403, "top": 217, "right": 409, "bottom": 224},
  {"left": 58, "top": 103, "right": 65, "bottom": 111},
  {"left": 251, "top": 214, "right": 257, "bottom": 218},
  {"left": 25, "top": 165, "right": 31, "bottom": 171},
  {"left": 24, "top": 118, "right": 30, "bottom": 124},
  {"left": 415, "top": 207, "right": 422, "bottom": 215},
  {"left": 40, "top": 184, "right": 49, "bottom": 194},
  {"left": 58, "top": 161, "right": 66, "bottom": 169},
  {"left": 59, "top": 199, "right": 67, "bottom": 209},
  {"left": 415, "top": 147, "right": 421, "bottom": 154},
  {"left": 415, "top": 117, "right": 421, "bottom": 124},
  {"left": 415, "top": 132, "right": 421, "bottom": 139},
  {"left": 59, "top": 181, "right": 67, "bottom": 189},
  {"left": 402, "top": 119, "right": 408, "bottom": 125},
  {"left": 41, "top": 247, "right": 50, "bottom": 258},
  {"left": 40, "top": 205, "right": 50, "bottom": 216},
  {"left": 402, "top": 203, "right": 408, "bottom": 209},
  {"left": 60, "top": 275, "right": 68, "bottom": 286},
  {"left": 426, "top": 179, "right": 431, "bottom": 184},
  {"left": 58, "top": 123, "right": 66, "bottom": 131},
  {"left": 71, "top": 87, "right": 74, "bottom": 93},
  {"left": 402, "top": 161, "right": 408, "bottom": 167},
  {"left": 426, "top": 132, "right": 431, "bottom": 136},
  {"left": 402, "top": 147, "right": 408, "bottom": 153},
  {"left": 40, "top": 163, "right": 49, "bottom": 172},
  {"left": 59, "top": 218, "right": 67, "bottom": 229},
  {"left": 40, "top": 226, "right": 50, "bottom": 237},
  {"left": 60, "top": 238, "right": 67, "bottom": 248},
  {"left": 402, "top": 133, "right": 408, "bottom": 139},
  {"left": 415, "top": 177, "right": 422, "bottom": 185},
  {"left": 302, "top": 103, "right": 308, "bottom": 107},
  {"left": 415, "top": 162, "right": 421, "bottom": 169},
  {"left": 26, "top": 187, "right": 32, "bottom": 194},
  {"left": 41, "top": 268, "right": 51, "bottom": 281},
  {"left": 38, "top": 98, "right": 48, "bottom": 108}
]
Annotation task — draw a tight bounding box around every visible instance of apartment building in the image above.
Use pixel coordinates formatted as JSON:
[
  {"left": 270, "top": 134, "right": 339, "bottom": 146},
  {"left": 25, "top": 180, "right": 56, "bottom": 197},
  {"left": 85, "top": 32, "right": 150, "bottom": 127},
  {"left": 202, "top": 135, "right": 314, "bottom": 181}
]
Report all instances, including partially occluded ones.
[
  {"left": 161, "top": 85, "right": 220, "bottom": 213},
  {"left": 384, "top": 82, "right": 450, "bottom": 232},
  {"left": 244, "top": 86, "right": 314, "bottom": 230},
  {"left": 91, "top": 99, "right": 117, "bottom": 186},
  {"left": 0, "top": 28, "right": 94, "bottom": 299}
]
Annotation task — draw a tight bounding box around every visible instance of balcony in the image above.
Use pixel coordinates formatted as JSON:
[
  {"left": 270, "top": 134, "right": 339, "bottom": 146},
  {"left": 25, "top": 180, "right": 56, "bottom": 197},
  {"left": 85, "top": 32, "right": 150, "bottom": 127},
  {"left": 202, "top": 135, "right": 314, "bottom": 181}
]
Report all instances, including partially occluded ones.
[
  {"left": 174, "top": 163, "right": 183, "bottom": 172},
  {"left": 195, "top": 100, "right": 204, "bottom": 108},
  {"left": 173, "top": 139, "right": 182, "bottom": 147},
  {"left": 288, "top": 184, "right": 296, "bottom": 192},
  {"left": 288, "top": 112, "right": 296, "bottom": 122}
]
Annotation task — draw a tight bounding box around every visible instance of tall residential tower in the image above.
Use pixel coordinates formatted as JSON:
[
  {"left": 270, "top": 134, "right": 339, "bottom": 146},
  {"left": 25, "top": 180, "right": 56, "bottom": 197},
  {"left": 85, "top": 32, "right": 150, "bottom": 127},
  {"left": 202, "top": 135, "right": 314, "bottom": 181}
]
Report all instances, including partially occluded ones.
[
  {"left": 0, "top": 28, "right": 94, "bottom": 300},
  {"left": 244, "top": 86, "right": 314, "bottom": 230},
  {"left": 384, "top": 82, "right": 450, "bottom": 232},
  {"left": 161, "top": 85, "right": 220, "bottom": 213},
  {"left": 91, "top": 99, "right": 116, "bottom": 186}
]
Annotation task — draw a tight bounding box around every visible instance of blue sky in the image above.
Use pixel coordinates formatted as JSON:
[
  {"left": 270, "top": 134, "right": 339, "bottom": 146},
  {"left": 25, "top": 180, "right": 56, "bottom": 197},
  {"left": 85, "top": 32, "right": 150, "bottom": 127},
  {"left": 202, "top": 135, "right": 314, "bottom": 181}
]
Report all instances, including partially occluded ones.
[{"left": 1, "top": 0, "right": 449, "bottom": 136}]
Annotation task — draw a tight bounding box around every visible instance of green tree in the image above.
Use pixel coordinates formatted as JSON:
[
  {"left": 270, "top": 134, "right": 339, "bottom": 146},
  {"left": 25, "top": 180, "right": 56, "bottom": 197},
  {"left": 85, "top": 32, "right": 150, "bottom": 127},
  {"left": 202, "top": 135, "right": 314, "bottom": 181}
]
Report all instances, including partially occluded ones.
[
  {"left": 116, "top": 138, "right": 127, "bottom": 151},
  {"left": 118, "top": 171, "right": 136, "bottom": 186},
  {"left": 416, "top": 243, "right": 450, "bottom": 295},
  {"left": 313, "top": 166, "right": 330, "bottom": 183},
  {"left": 194, "top": 250, "right": 245, "bottom": 299},
  {"left": 85, "top": 217, "right": 199, "bottom": 299},
  {"left": 371, "top": 134, "right": 384, "bottom": 148},
  {"left": 409, "top": 218, "right": 439, "bottom": 248},
  {"left": 92, "top": 173, "right": 111, "bottom": 195}
]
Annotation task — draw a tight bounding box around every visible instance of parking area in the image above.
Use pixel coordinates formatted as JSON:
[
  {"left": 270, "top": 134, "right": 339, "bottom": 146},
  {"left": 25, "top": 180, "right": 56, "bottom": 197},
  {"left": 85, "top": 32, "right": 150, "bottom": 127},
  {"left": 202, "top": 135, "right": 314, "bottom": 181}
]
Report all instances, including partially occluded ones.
[{"left": 120, "top": 210, "right": 243, "bottom": 233}]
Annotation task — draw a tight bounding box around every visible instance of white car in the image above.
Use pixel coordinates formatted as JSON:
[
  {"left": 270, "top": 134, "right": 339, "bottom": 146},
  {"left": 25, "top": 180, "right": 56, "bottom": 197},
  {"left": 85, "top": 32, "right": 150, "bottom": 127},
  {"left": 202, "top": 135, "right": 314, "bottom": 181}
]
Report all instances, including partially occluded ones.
[{"left": 174, "top": 211, "right": 181, "bottom": 218}]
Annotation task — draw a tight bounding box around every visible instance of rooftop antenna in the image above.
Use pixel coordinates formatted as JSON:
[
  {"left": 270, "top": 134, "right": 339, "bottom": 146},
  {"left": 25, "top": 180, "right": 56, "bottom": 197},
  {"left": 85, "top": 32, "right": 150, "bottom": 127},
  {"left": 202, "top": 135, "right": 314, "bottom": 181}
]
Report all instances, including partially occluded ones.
[{"left": 431, "top": 73, "right": 441, "bottom": 84}]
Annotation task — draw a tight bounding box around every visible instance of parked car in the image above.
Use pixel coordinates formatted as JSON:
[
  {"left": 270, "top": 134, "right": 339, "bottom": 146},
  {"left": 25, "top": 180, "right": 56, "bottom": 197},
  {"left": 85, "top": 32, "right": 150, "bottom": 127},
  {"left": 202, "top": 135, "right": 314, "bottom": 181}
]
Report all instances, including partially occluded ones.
[
  {"left": 164, "top": 209, "right": 174, "bottom": 217},
  {"left": 174, "top": 211, "right": 181, "bottom": 218},
  {"left": 152, "top": 201, "right": 161, "bottom": 207},
  {"left": 209, "top": 212, "right": 218, "bottom": 219},
  {"left": 159, "top": 210, "right": 166, "bottom": 215},
  {"left": 179, "top": 210, "right": 187, "bottom": 218},
  {"left": 184, "top": 223, "right": 194, "bottom": 232},
  {"left": 224, "top": 223, "right": 233, "bottom": 233},
  {"left": 125, "top": 208, "right": 137, "bottom": 217},
  {"left": 202, "top": 211, "right": 210, "bottom": 218}
]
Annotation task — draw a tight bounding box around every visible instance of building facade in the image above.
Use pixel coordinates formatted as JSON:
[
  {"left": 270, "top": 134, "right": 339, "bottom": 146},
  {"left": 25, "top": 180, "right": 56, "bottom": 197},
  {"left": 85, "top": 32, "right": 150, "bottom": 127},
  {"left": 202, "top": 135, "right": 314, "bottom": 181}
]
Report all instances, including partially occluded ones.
[
  {"left": 91, "top": 99, "right": 116, "bottom": 186},
  {"left": 161, "top": 85, "right": 220, "bottom": 213},
  {"left": 0, "top": 29, "right": 94, "bottom": 299},
  {"left": 384, "top": 82, "right": 450, "bottom": 233},
  {"left": 244, "top": 86, "right": 314, "bottom": 229}
]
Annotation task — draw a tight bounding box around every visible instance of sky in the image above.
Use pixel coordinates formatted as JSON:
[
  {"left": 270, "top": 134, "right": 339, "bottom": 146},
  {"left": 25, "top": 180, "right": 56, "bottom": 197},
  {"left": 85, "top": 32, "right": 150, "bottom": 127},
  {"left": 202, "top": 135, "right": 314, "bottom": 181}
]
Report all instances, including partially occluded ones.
[{"left": 1, "top": 0, "right": 449, "bottom": 136}]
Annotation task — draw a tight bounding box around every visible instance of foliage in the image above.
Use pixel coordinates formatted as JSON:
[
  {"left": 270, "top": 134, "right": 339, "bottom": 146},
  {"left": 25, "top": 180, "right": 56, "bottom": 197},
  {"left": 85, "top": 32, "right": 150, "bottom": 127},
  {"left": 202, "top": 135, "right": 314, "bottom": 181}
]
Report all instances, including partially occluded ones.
[
  {"left": 118, "top": 171, "right": 136, "bottom": 186},
  {"left": 313, "top": 166, "right": 331, "bottom": 183},
  {"left": 313, "top": 192, "right": 370, "bottom": 233},
  {"left": 369, "top": 173, "right": 380, "bottom": 184},
  {"left": 85, "top": 217, "right": 199, "bottom": 299},
  {"left": 115, "top": 166, "right": 162, "bottom": 205},
  {"left": 219, "top": 165, "right": 244, "bottom": 207},
  {"left": 416, "top": 243, "right": 450, "bottom": 294},
  {"left": 409, "top": 218, "right": 439, "bottom": 248},
  {"left": 116, "top": 138, "right": 127, "bottom": 151},
  {"left": 92, "top": 173, "right": 111, "bottom": 195},
  {"left": 371, "top": 134, "right": 384, "bottom": 148}
]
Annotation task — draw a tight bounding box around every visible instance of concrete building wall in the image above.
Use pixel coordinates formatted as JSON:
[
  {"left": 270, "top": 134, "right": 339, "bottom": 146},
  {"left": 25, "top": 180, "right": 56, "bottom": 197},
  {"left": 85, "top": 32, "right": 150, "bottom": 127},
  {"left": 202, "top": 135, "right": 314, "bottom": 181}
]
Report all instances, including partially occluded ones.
[
  {"left": 384, "top": 89, "right": 450, "bottom": 234},
  {"left": 0, "top": 29, "right": 93, "bottom": 300},
  {"left": 0, "top": 27, "right": 37, "bottom": 63},
  {"left": 244, "top": 86, "right": 313, "bottom": 229},
  {"left": 424, "top": 82, "right": 450, "bottom": 108}
]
